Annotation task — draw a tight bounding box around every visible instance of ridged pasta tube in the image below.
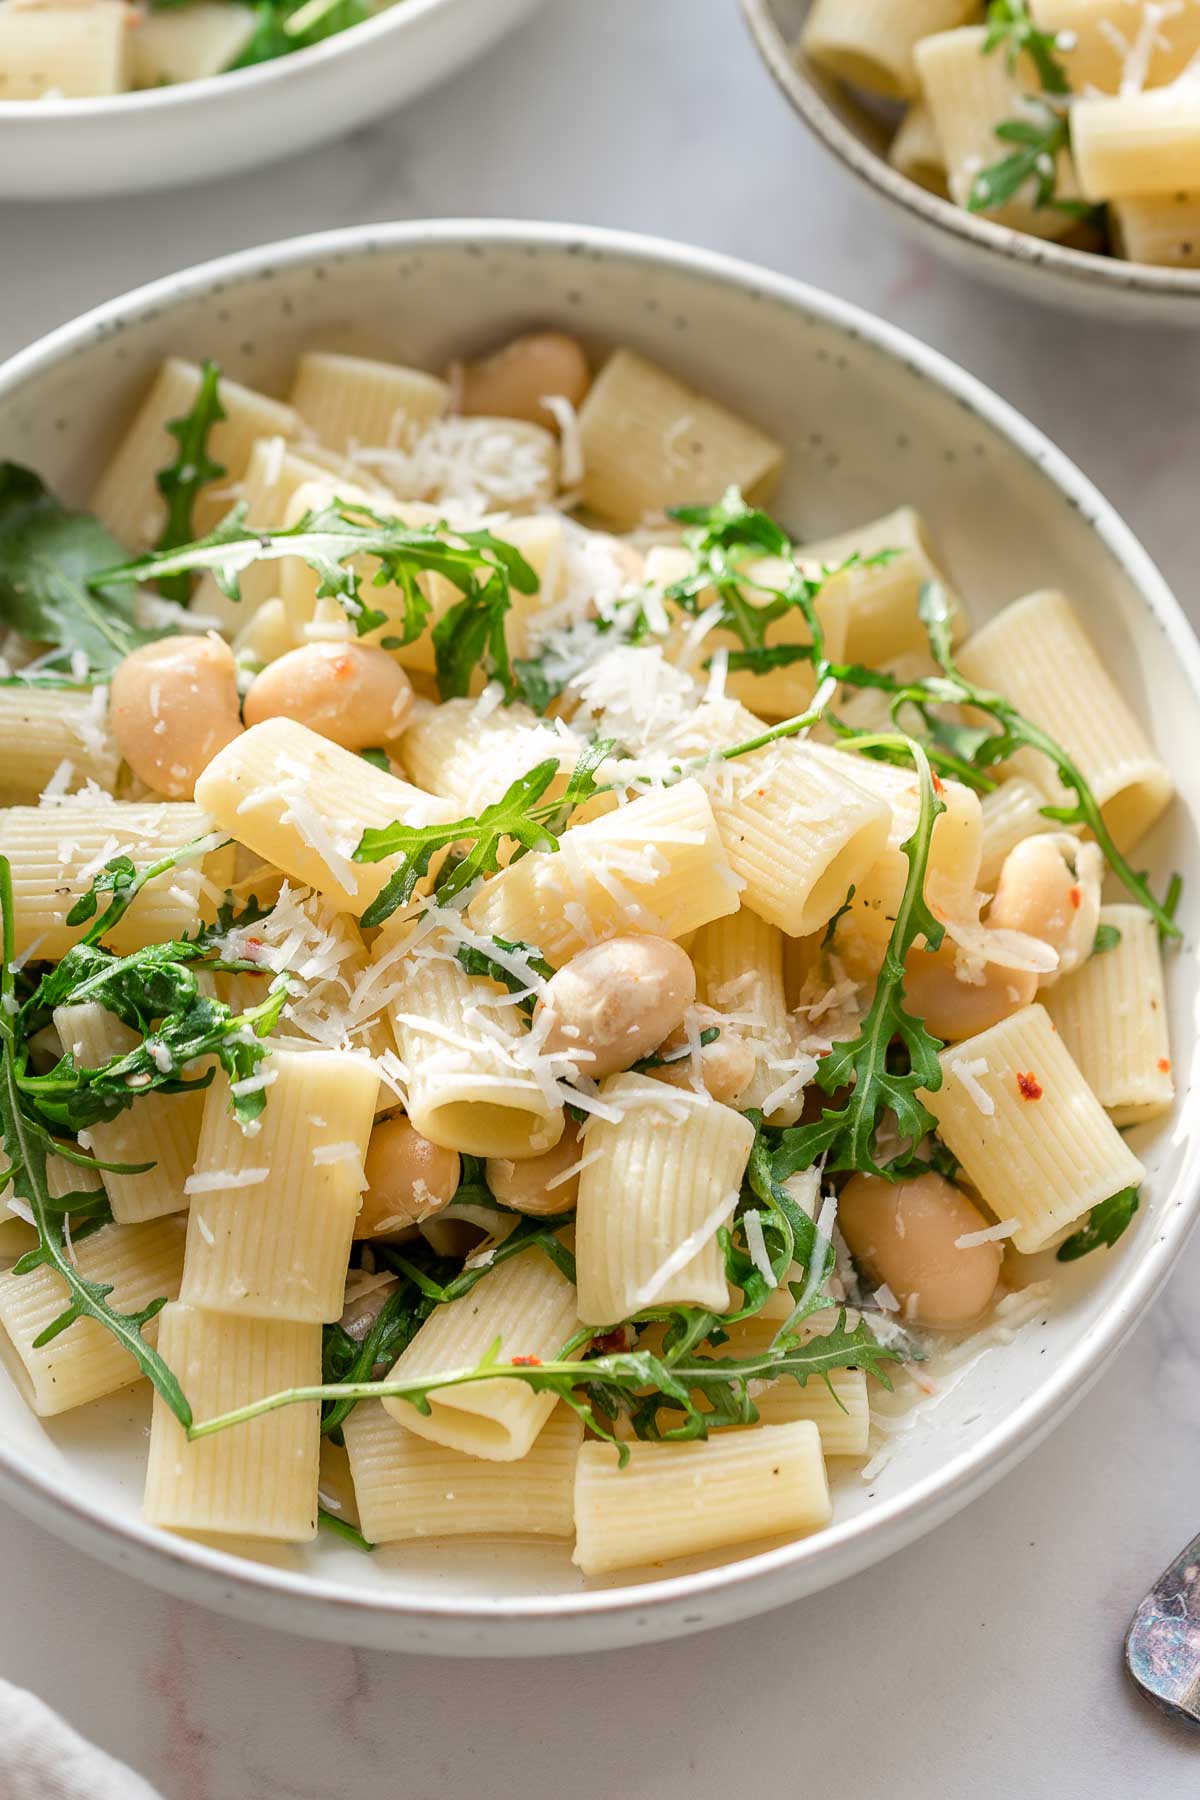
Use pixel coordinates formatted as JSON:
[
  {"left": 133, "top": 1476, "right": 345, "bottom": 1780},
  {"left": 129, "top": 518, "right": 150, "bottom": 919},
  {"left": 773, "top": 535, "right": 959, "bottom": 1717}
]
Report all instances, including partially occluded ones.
[
  {"left": 916, "top": 29, "right": 1083, "bottom": 236},
  {"left": 180, "top": 1050, "right": 379, "bottom": 1323},
  {"left": 288, "top": 352, "right": 449, "bottom": 457},
  {"left": 193, "top": 716, "right": 456, "bottom": 915},
  {"left": 919, "top": 1003, "right": 1145, "bottom": 1252},
  {"left": 1072, "top": 88, "right": 1200, "bottom": 201},
  {"left": 90, "top": 358, "right": 298, "bottom": 552},
  {"left": 1043, "top": 905, "right": 1174, "bottom": 1126},
  {"left": 954, "top": 590, "right": 1172, "bottom": 852},
  {"left": 1112, "top": 191, "right": 1200, "bottom": 268},
  {"left": 711, "top": 1319, "right": 870, "bottom": 1456},
  {"left": 574, "top": 1073, "right": 755, "bottom": 1324},
  {"left": 665, "top": 705, "right": 894, "bottom": 939},
  {"left": 374, "top": 918, "right": 565, "bottom": 1159},
  {"left": 0, "top": 1218, "right": 185, "bottom": 1416},
  {"left": 0, "top": 688, "right": 119, "bottom": 804},
  {"left": 381, "top": 1246, "right": 581, "bottom": 1460},
  {"left": 0, "top": 3, "right": 132, "bottom": 99},
  {"left": 802, "top": 0, "right": 981, "bottom": 100},
  {"left": 468, "top": 777, "right": 740, "bottom": 962},
  {"left": 0, "top": 799, "right": 234, "bottom": 960},
  {"left": 143, "top": 1303, "right": 321, "bottom": 1540},
  {"left": 575, "top": 349, "right": 783, "bottom": 530},
  {"left": 572, "top": 1421, "right": 831, "bottom": 1575},
  {"left": 54, "top": 1003, "right": 205, "bottom": 1224},
  {"left": 345, "top": 1401, "right": 582, "bottom": 1543},
  {"left": 797, "top": 505, "right": 965, "bottom": 665},
  {"left": 1031, "top": 0, "right": 1200, "bottom": 94}
]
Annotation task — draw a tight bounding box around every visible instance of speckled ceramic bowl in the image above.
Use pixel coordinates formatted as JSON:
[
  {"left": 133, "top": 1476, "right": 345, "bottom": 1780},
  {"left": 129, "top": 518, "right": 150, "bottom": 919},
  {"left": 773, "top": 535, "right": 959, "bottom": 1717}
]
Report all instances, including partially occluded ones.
[
  {"left": 741, "top": 0, "right": 1200, "bottom": 325},
  {"left": 0, "top": 221, "right": 1197, "bottom": 1655},
  {"left": 0, "top": 0, "right": 543, "bottom": 201}
]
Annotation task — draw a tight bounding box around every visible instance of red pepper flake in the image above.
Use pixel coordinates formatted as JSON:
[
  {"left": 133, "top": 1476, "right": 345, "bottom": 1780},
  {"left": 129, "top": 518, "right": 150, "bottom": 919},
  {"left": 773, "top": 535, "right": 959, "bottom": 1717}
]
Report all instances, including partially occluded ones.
[
  {"left": 511, "top": 1355, "right": 542, "bottom": 1367},
  {"left": 931, "top": 772, "right": 945, "bottom": 795},
  {"left": 1158, "top": 1057, "right": 1172, "bottom": 1074},
  {"left": 1016, "top": 1071, "right": 1043, "bottom": 1101},
  {"left": 1068, "top": 885, "right": 1082, "bottom": 910}
]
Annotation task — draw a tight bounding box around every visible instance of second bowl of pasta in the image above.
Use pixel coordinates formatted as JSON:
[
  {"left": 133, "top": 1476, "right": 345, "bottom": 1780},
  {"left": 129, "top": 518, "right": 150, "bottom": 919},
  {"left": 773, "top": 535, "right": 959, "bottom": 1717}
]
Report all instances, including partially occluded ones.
[
  {"left": 0, "top": 219, "right": 1196, "bottom": 1654},
  {"left": 741, "top": 0, "right": 1200, "bottom": 323}
]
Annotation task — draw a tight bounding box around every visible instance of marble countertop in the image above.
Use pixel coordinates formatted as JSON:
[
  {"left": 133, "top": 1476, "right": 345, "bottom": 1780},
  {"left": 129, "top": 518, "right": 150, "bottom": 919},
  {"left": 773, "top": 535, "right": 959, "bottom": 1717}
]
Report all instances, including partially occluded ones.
[{"left": 2, "top": 2, "right": 1199, "bottom": 1794}]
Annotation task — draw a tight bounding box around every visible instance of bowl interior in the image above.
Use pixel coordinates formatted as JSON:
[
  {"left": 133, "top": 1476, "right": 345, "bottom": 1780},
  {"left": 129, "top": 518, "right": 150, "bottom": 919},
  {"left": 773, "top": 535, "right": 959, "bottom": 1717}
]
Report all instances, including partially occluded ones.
[
  {"left": 1, "top": 224, "right": 1198, "bottom": 1642},
  {"left": 745, "top": 0, "right": 1200, "bottom": 308}
]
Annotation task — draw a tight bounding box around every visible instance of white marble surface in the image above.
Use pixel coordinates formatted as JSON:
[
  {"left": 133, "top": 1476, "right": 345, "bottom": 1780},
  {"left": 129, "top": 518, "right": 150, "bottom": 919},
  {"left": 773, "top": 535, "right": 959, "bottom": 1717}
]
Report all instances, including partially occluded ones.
[{"left": 1, "top": 2, "right": 1199, "bottom": 1794}]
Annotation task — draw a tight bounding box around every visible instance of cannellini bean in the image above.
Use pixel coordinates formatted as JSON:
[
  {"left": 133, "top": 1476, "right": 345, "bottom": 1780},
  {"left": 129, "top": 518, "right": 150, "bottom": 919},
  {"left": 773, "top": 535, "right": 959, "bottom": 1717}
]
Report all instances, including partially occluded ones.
[
  {"left": 487, "top": 1121, "right": 584, "bottom": 1215},
  {"left": 653, "top": 1005, "right": 757, "bottom": 1106},
  {"left": 903, "top": 939, "right": 1037, "bottom": 1042},
  {"left": 839, "top": 1170, "right": 1003, "bottom": 1329},
  {"left": 535, "top": 935, "right": 696, "bottom": 1079},
  {"left": 355, "top": 1117, "right": 460, "bottom": 1240},
  {"left": 242, "top": 641, "right": 413, "bottom": 749},
  {"left": 988, "top": 834, "right": 1103, "bottom": 984},
  {"left": 110, "top": 634, "right": 243, "bottom": 800},
  {"left": 451, "top": 331, "right": 591, "bottom": 430}
]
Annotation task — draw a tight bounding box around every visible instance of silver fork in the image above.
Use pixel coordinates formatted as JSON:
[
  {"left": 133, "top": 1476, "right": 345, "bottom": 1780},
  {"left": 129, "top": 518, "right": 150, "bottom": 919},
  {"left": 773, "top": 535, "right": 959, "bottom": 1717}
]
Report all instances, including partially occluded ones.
[{"left": 1126, "top": 1535, "right": 1200, "bottom": 1727}]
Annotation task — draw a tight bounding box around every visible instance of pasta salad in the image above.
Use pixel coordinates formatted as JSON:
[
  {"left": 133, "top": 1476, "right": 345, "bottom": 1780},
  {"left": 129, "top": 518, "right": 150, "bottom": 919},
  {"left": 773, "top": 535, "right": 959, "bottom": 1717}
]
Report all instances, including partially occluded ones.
[
  {"left": 0, "top": 0, "right": 392, "bottom": 98},
  {"left": 801, "top": 0, "right": 1200, "bottom": 271},
  {"left": 0, "top": 331, "right": 1179, "bottom": 1576}
]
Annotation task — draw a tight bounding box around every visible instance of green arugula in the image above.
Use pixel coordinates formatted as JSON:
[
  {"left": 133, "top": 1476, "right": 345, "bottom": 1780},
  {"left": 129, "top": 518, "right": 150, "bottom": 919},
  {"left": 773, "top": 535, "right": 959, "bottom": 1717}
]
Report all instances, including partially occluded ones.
[
  {"left": 0, "top": 462, "right": 162, "bottom": 677},
  {"left": 316, "top": 1506, "right": 373, "bottom": 1551},
  {"left": 93, "top": 502, "right": 538, "bottom": 689},
  {"left": 354, "top": 741, "right": 613, "bottom": 927},
  {"left": 982, "top": 0, "right": 1071, "bottom": 92},
  {"left": 1057, "top": 1186, "right": 1140, "bottom": 1261},
  {"left": 967, "top": 107, "right": 1088, "bottom": 218},
  {"left": 773, "top": 741, "right": 948, "bottom": 1181},
  {"left": 153, "top": 359, "right": 226, "bottom": 606},
  {"left": 0, "top": 858, "right": 193, "bottom": 1428},
  {"left": 185, "top": 1308, "right": 902, "bottom": 1459},
  {"left": 969, "top": 3, "right": 1093, "bottom": 220},
  {"left": 631, "top": 1025, "right": 720, "bottom": 1073},
  {"left": 227, "top": 0, "right": 371, "bottom": 67},
  {"left": 1092, "top": 922, "right": 1122, "bottom": 955},
  {"left": 452, "top": 935, "right": 556, "bottom": 1016}
]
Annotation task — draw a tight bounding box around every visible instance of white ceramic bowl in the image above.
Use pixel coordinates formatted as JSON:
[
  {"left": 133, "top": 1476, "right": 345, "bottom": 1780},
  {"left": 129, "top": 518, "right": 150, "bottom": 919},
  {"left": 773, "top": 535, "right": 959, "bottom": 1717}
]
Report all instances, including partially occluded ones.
[
  {"left": 0, "top": 220, "right": 1197, "bottom": 1655},
  {"left": 0, "top": 0, "right": 543, "bottom": 200},
  {"left": 741, "top": 0, "right": 1200, "bottom": 326}
]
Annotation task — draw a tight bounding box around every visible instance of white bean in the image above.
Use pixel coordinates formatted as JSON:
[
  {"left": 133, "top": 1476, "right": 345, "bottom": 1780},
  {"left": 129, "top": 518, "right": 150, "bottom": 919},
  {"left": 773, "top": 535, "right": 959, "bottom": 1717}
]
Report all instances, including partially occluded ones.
[
  {"left": 535, "top": 935, "right": 696, "bottom": 1079},
  {"left": 110, "top": 634, "right": 243, "bottom": 800},
  {"left": 356, "top": 1117, "right": 460, "bottom": 1240},
  {"left": 243, "top": 641, "right": 413, "bottom": 749},
  {"left": 839, "top": 1170, "right": 1003, "bottom": 1329},
  {"left": 451, "top": 331, "right": 590, "bottom": 430},
  {"left": 988, "top": 833, "right": 1103, "bottom": 983}
]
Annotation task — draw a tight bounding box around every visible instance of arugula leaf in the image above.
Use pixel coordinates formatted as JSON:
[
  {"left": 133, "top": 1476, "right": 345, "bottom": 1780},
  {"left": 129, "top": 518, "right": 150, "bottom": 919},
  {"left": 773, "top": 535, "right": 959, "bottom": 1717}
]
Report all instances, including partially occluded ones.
[
  {"left": 153, "top": 358, "right": 226, "bottom": 606},
  {"left": 227, "top": 0, "right": 371, "bottom": 66},
  {"left": 967, "top": 106, "right": 1092, "bottom": 218},
  {"left": 773, "top": 742, "right": 947, "bottom": 1180},
  {"left": 1057, "top": 1186, "right": 1140, "bottom": 1261},
  {"left": 19, "top": 979, "right": 288, "bottom": 1135},
  {"left": 453, "top": 935, "right": 555, "bottom": 1016},
  {"left": 358, "top": 747, "right": 390, "bottom": 773},
  {"left": 982, "top": 0, "right": 1072, "bottom": 92},
  {"left": 0, "top": 462, "right": 161, "bottom": 677},
  {"left": 354, "top": 741, "right": 614, "bottom": 928},
  {"left": 317, "top": 1506, "right": 373, "bottom": 1551},
  {"left": 0, "top": 856, "right": 192, "bottom": 1428},
  {"left": 93, "top": 502, "right": 538, "bottom": 681},
  {"left": 821, "top": 884, "right": 856, "bottom": 950},
  {"left": 1092, "top": 922, "right": 1122, "bottom": 955},
  {"left": 184, "top": 1308, "right": 903, "bottom": 1459}
]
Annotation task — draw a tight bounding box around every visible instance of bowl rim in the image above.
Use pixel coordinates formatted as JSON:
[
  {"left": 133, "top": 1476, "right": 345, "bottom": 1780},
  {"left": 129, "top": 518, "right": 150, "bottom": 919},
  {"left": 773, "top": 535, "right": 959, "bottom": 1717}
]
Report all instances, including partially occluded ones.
[
  {"left": 739, "top": 0, "right": 1200, "bottom": 307},
  {"left": 0, "top": 215, "right": 1198, "bottom": 1641},
  {"left": 0, "top": 0, "right": 462, "bottom": 120}
]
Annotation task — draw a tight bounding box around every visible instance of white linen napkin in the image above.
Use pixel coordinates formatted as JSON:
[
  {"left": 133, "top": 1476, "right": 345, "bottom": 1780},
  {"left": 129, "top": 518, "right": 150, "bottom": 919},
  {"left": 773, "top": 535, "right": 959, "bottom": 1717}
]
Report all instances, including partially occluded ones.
[{"left": 0, "top": 1678, "right": 163, "bottom": 1800}]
